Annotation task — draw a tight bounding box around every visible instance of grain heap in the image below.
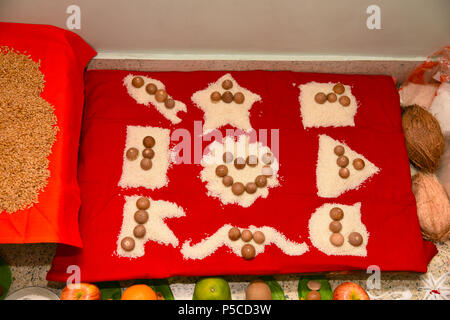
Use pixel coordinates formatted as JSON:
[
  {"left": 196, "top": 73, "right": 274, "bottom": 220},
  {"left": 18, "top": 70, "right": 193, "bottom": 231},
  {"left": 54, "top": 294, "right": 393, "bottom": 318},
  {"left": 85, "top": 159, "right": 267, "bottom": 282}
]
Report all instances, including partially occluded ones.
[
  {"left": 0, "top": 47, "right": 58, "bottom": 213},
  {"left": 123, "top": 74, "right": 187, "bottom": 124},
  {"left": 181, "top": 224, "right": 308, "bottom": 260},
  {"left": 308, "top": 203, "right": 368, "bottom": 256},
  {"left": 316, "top": 134, "right": 379, "bottom": 198},
  {"left": 191, "top": 74, "right": 261, "bottom": 133},
  {"left": 299, "top": 82, "right": 358, "bottom": 128},
  {"left": 200, "top": 135, "right": 280, "bottom": 207},
  {"left": 316, "top": 134, "right": 380, "bottom": 198},
  {"left": 118, "top": 126, "right": 170, "bottom": 190},
  {"left": 116, "top": 195, "right": 186, "bottom": 258}
]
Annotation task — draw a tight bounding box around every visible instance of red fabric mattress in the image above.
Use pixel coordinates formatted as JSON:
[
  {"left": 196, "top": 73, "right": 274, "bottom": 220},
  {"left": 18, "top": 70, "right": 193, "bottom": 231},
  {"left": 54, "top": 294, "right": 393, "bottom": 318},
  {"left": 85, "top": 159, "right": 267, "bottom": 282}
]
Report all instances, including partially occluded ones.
[{"left": 47, "top": 70, "right": 436, "bottom": 282}]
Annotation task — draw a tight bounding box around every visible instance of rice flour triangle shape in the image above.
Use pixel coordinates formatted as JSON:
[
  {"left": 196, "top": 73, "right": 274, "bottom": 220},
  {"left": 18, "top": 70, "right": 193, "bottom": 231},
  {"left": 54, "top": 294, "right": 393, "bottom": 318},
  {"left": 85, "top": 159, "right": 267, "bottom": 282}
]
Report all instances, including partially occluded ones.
[{"left": 316, "top": 134, "right": 380, "bottom": 198}]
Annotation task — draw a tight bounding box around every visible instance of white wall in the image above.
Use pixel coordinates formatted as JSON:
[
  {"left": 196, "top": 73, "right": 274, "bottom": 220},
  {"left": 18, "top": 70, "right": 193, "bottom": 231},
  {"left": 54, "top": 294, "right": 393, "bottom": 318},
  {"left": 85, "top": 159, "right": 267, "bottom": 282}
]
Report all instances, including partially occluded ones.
[{"left": 1, "top": 0, "right": 449, "bottom": 60}]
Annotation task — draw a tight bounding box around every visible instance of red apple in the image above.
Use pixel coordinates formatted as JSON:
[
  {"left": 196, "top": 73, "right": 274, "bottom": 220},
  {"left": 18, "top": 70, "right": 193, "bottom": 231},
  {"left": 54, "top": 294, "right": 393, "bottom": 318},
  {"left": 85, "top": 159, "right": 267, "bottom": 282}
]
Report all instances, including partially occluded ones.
[
  {"left": 332, "top": 282, "right": 370, "bottom": 300},
  {"left": 60, "top": 283, "right": 101, "bottom": 300}
]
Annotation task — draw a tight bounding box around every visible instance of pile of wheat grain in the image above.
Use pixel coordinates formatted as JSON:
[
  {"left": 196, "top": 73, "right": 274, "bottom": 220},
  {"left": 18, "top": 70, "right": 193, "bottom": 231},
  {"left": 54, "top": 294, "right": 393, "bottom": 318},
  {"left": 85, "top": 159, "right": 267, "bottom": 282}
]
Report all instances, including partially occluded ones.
[{"left": 0, "top": 47, "right": 58, "bottom": 213}]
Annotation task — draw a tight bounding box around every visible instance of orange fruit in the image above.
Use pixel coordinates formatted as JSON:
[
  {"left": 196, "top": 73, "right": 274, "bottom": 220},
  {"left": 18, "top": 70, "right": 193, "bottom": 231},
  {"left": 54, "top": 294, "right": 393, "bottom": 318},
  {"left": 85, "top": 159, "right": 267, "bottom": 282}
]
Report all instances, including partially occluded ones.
[{"left": 121, "top": 284, "right": 157, "bottom": 300}]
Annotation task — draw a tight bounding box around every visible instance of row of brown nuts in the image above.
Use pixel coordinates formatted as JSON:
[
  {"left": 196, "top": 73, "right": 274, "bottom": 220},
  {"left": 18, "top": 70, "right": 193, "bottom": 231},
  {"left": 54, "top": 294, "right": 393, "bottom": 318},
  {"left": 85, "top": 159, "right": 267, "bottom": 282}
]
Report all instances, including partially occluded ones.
[
  {"left": 132, "top": 76, "right": 175, "bottom": 109},
  {"left": 216, "top": 152, "right": 274, "bottom": 196},
  {"left": 126, "top": 136, "right": 156, "bottom": 171},
  {"left": 333, "top": 145, "right": 365, "bottom": 179},
  {"left": 228, "top": 227, "right": 266, "bottom": 260},
  {"left": 210, "top": 80, "right": 245, "bottom": 104},
  {"left": 329, "top": 207, "right": 363, "bottom": 247},
  {"left": 121, "top": 197, "right": 151, "bottom": 252},
  {"left": 314, "top": 83, "right": 350, "bottom": 107}
]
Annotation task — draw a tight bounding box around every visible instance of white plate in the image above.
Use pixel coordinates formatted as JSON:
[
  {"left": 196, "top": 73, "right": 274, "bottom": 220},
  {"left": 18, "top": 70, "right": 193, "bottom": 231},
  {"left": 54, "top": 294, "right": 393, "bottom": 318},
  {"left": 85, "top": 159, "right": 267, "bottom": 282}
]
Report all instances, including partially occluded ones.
[{"left": 6, "top": 287, "right": 59, "bottom": 300}]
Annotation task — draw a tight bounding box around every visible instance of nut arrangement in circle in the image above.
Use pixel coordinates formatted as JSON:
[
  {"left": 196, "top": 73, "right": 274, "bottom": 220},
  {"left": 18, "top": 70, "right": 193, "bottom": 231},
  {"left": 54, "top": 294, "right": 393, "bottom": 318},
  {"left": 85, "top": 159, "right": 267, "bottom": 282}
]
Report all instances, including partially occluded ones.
[{"left": 215, "top": 152, "right": 275, "bottom": 196}]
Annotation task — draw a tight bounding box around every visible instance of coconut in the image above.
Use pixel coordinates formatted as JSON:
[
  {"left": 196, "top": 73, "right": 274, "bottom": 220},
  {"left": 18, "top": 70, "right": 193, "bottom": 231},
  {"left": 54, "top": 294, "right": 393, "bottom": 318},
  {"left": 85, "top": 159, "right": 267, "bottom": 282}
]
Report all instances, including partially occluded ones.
[
  {"left": 402, "top": 105, "right": 444, "bottom": 173},
  {"left": 436, "top": 139, "right": 450, "bottom": 197},
  {"left": 411, "top": 173, "right": 450, "bottom": 242}
]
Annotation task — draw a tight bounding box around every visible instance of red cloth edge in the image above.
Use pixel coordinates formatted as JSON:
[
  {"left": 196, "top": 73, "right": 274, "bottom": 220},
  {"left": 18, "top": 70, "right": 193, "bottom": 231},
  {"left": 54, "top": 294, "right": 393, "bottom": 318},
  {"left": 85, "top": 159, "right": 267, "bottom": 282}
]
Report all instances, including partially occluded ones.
[{"left": 0, "top": 22, "right": 96, "bottom": 246}]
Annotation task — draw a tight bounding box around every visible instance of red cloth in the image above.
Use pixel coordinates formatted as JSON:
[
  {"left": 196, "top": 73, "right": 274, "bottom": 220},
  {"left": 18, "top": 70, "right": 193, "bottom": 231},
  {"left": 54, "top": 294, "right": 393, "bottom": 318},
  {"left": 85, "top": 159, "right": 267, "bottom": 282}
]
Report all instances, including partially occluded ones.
[
  {"left": 0, "top": 23, "right": 96, "bottom": 246},
  {"left": 48, "top": 70, "right": 436, "bottom": 282}
]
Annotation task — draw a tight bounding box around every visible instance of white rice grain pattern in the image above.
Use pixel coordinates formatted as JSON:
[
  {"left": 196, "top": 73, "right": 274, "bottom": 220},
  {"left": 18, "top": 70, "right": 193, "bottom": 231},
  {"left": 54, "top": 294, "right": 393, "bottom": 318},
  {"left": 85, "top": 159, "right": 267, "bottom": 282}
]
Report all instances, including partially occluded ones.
[
  {"left": 123, "top": 74, "right": 187, "bottom": 124},
  {"left": 308, "top": 202, "right": 369, "bottom": 256},
  {"left": 316, "top": 134, "right": 379, "bottom": 198},
  {"left": 116, "top": 195, "right": 186, "bottom": 258},
  {"left": 191, "top": 73, "right": 261, "bottom": 133},
  {"left": 200, "top": 135, "right": 280, "bottom": 207},
  {"left": 181, "top": 224, "right": 308, "bottom": 260},
  {"left": 118, "top": 125, "right": 170, "bottom": 189},
  {"left": 299, "top": 82, "right": 358, "bottom": 128}
]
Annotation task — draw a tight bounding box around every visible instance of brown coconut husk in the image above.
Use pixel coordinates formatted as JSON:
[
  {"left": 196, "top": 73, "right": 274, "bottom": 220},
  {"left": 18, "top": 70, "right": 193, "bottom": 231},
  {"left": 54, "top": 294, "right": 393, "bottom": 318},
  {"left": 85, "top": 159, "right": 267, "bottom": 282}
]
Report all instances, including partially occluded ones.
[
  {"left": 436, "top": 138, "right": 450, "bottom": 198},
  {"left": 402, "top": 105, "right": 444, "bottom": 173},
  {"left": 412, "top": 173, "right": 450, "bottom": 242}
]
